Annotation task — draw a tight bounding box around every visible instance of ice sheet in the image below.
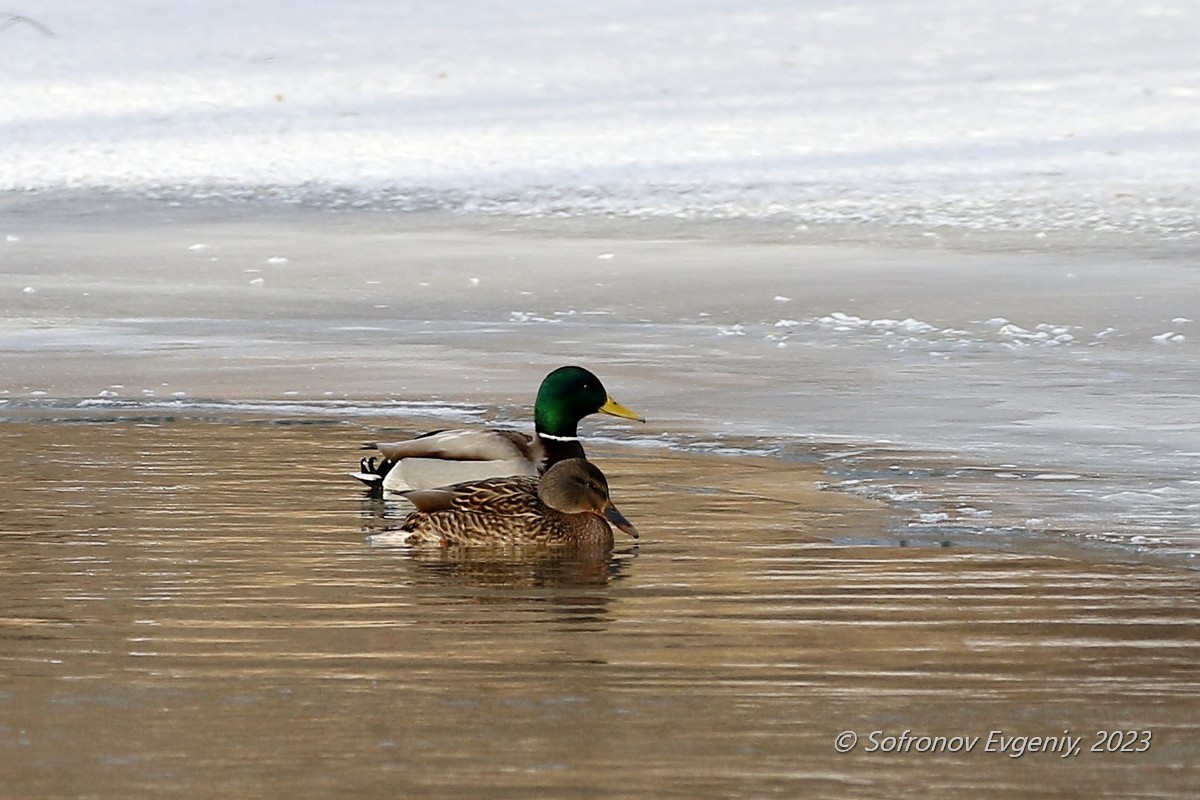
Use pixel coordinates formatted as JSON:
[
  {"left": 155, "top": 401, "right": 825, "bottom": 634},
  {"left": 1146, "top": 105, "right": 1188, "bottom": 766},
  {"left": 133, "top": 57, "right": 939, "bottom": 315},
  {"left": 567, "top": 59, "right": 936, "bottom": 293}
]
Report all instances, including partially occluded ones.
[
  {"left": 3, "top": 1, "right": 1198, "bottom": 238},
  {"left": 3, "top": 209, "right": 1198, "bottom": 559}
]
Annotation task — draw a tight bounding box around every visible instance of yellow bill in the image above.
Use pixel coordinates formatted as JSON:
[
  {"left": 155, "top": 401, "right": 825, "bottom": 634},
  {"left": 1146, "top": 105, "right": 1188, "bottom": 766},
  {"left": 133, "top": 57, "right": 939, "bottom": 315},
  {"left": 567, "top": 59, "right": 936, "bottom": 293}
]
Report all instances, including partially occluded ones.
[{"left": 600, "top": 395, "right": 645, "bottom": 422}]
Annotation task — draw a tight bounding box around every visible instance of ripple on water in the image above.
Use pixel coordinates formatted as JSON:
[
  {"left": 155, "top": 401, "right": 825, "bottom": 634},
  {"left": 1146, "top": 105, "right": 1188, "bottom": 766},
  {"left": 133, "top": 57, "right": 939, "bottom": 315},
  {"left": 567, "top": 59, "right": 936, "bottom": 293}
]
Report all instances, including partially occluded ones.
[{"left": 0, "top": 417, "right": 1197, "bottom": 799}]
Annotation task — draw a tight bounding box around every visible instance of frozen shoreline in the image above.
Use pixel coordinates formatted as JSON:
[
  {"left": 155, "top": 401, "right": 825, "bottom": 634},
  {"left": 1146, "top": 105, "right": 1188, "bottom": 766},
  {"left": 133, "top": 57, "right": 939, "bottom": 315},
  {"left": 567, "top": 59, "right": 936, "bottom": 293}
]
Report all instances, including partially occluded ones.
[
  {"left": 6, "top": 188, "right": 1200, "bottom": 256},
  {"left": 4, "top": 198, "right": 1199, "bottom": 561}
]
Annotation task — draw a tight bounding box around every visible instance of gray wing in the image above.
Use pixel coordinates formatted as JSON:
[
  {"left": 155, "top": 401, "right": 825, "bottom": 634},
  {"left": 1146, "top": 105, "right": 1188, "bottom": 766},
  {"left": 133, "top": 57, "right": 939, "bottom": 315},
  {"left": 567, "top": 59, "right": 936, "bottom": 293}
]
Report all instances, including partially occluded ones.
[
  {"left": 363, "top": 429, "right": 539, "bottom": 493},
  {"left": 370, "top": 428, "right": 536, "bottom": 463}
]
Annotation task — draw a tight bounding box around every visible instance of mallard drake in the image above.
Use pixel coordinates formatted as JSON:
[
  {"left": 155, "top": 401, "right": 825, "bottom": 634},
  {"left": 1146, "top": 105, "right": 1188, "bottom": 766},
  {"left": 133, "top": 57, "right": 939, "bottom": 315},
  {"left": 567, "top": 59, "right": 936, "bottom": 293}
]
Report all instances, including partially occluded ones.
[
  {"left": 352, "top": 366, "right": 642, "bottom": 495},
  {"left": 395, "top": 458, "right": 639, "bottom": 548}
]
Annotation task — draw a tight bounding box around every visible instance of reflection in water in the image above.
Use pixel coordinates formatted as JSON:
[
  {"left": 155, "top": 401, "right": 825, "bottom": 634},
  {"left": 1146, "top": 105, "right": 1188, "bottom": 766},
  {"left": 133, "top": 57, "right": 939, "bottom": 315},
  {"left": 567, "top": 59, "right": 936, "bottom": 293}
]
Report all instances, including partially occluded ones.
[
  {"left": 401, "top": 548, "right": 635, "bottom": 590},
  {"left": 1, "top": 416, "right": 1197, "bottom": 799}
]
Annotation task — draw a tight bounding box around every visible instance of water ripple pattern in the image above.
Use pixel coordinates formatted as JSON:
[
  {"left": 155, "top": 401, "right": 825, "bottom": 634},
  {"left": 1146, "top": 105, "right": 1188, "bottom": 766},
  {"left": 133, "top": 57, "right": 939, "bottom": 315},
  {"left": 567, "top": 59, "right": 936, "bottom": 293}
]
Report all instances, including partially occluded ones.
[{"left": 1, "top": 418, "right": 1197, "bottom": 798}]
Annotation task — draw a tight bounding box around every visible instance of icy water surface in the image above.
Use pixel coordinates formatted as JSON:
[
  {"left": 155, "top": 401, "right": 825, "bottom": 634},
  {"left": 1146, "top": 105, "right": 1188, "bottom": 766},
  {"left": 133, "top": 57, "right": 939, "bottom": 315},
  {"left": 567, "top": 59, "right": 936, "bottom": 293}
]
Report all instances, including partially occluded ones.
[
  {"left": 4, "top": 203, "right": 1199, "bottom": 559},
  {"left": 2, "top": 416, "right": 1197, "bottom": 798}
]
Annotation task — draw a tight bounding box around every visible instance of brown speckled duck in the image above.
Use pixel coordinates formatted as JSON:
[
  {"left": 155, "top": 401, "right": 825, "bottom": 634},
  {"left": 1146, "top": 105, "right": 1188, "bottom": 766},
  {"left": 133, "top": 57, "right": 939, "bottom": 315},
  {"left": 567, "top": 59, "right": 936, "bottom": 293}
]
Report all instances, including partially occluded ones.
[{"left": 395, "top": 458, "right": 639, "bottom": 549}]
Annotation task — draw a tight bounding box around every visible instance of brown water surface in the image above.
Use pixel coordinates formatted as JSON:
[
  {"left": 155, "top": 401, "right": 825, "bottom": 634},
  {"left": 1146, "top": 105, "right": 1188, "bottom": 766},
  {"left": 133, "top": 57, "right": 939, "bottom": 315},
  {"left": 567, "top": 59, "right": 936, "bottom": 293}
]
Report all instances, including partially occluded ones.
[{"left": 1, "top": 416, "right": 1197, "bottom": 798}]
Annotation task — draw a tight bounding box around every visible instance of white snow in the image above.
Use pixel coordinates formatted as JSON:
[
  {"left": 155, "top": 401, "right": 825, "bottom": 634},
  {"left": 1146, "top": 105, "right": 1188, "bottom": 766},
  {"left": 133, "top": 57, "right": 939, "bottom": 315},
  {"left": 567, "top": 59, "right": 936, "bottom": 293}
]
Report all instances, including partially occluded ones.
[
  {"left": 3, "top": 0, "right": 1198, "bottom": 237},
  {"left": 1152, "top": 331, "right": 1186, "bottom": 343}
]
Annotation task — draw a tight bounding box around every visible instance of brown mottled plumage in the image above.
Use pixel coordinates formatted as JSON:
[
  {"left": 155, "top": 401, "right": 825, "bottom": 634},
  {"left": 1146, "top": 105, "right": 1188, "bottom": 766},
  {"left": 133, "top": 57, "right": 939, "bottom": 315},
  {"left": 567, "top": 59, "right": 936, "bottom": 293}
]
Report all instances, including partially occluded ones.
[{"left": 397, "top": 458, "right": 638, "bottom": 549}]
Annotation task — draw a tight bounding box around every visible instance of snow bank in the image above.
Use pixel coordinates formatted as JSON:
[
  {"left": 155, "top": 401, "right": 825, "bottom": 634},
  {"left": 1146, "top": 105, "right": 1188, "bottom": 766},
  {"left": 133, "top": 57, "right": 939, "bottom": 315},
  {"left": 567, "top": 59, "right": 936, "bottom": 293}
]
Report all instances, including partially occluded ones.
[{"left": 2, "top": 0, "right": 1197, "bottom": 236}]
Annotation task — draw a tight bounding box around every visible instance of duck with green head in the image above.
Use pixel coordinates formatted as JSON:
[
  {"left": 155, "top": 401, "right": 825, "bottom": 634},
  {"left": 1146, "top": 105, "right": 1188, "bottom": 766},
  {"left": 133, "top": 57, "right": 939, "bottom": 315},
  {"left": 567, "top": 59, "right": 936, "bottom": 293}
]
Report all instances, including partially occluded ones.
[{"left": 352, "top": 366, "right": 643, "bottom": 496}]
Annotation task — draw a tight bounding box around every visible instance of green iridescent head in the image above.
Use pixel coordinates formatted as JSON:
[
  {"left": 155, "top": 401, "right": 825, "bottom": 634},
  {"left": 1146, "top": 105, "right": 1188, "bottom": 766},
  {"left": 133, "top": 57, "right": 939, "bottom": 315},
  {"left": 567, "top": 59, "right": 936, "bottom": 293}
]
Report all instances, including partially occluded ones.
[{"left": 533, "top": 366, "right": 643, "bottom": 437}]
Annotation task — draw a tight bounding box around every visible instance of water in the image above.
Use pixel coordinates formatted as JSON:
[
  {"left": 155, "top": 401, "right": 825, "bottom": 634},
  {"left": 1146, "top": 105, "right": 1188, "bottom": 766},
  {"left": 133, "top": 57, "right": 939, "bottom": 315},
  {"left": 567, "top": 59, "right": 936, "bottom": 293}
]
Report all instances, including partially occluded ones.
[
  {"left": 3, "top": 202, "right": 1199, "bottom": 795},
  {"left": 2, "top": 415, "right": 1198, "bottom": 798}
]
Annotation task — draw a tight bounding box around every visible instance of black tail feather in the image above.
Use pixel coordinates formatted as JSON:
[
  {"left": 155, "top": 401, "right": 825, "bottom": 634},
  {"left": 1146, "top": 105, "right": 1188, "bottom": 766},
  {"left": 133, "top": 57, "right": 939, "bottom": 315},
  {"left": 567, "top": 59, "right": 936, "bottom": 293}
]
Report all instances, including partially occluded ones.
[
  {"left": 360, "top": 456, "right": 398, "bottom": 480},
  {"left": 351, "top": 456, "right": 398, "bottom": 498}
]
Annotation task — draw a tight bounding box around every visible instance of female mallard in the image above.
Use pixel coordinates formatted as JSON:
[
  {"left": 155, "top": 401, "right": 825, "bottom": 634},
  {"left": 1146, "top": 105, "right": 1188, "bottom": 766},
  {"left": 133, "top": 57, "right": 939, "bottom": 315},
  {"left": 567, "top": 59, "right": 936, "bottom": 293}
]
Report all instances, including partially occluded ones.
[
  {"left": 396, "top": 458, "right": 639, "bottom": 548},
  {"left": 352, "top": 366, "right": 642, "bottom": 496}
]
